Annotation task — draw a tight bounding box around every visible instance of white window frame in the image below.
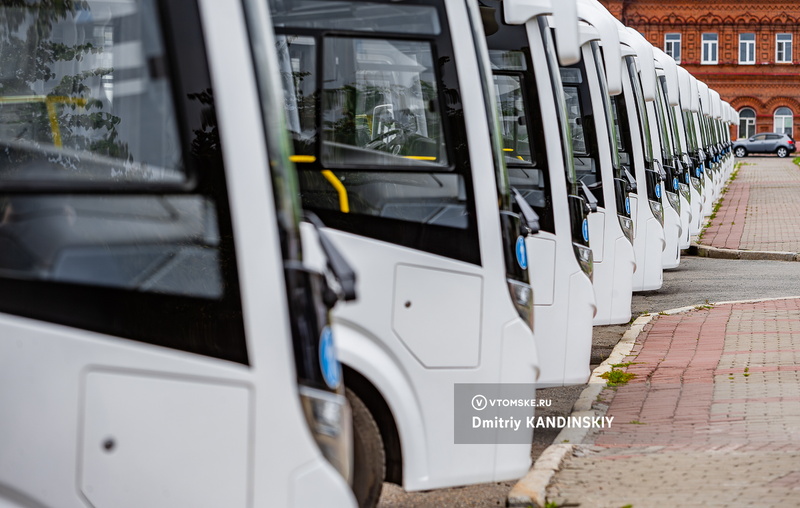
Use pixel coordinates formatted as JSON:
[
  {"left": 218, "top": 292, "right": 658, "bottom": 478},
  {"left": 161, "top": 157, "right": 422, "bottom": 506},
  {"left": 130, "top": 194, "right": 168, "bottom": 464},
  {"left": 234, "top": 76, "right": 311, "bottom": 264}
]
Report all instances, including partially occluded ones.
[
  {"left": 739, "top": 33, "right": 755, "bottom": 64},
  {"left": 664, "top": 33, "right": 681, "bottom": 63},
  {"left": 774, "top": 107, "right": 793, "bottom": 137},
  {"left": 776, "top": 33, "right": 792, "bottom": 63},
  {"left": 702, "top": 33, "right": 718, "bottom": 65},
  {"left": 738, "top": 107, "right": 756, "bottom": 139}
]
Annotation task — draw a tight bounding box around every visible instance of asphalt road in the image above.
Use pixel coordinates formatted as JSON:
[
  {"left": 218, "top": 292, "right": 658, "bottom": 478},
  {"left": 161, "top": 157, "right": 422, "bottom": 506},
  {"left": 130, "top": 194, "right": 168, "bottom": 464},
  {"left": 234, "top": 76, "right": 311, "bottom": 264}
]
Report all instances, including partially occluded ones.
[{"left": 378, "top": 255, "right": 800, "bottom": 508}]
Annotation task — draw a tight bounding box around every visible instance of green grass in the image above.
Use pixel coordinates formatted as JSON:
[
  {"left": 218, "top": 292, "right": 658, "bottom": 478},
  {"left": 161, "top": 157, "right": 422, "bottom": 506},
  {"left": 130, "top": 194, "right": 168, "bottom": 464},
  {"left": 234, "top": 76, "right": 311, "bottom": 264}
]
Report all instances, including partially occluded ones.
[
  {"left": 600, "top": 368, "right": 636, "bottom": 387},
  {"left": 610, "top": 362, "right": 643, "bottom": 368},
  {"left": 708, "top": 197, "right": 724, "bottom": 222}
]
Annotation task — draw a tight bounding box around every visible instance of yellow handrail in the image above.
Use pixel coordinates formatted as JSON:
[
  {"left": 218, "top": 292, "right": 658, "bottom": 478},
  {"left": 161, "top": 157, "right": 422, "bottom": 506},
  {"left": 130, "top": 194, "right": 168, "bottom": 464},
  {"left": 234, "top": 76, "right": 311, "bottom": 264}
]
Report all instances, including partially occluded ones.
[
  {"left": 289, "top": 155, "right": 316, "bottom": 163},
  {"left": 287, "top": 156, "right": 349, "bottom": 213},
  {"left": 320, "top": 170, "right": 350, "bottom": 213},
  {"left": 0, "top": 95, "right": 88, "bottom": 148}
]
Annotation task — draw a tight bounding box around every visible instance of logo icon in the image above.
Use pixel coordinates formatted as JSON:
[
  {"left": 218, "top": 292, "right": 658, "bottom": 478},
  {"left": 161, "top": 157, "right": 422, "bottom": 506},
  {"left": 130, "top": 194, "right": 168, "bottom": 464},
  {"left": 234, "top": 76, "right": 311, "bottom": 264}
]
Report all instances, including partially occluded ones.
[
  {"left": 582, "top": 218, "right": 590, "bottom": 242},
  {"left": 472, "top": 394, "right": 488, "bottom": 411},
  {"left": 654, "top": 183, "right": 662, "bottom": 199},
  {"left": 696, "top": 167, "right": 702, "bottom": 177},
  {"left": 673, "top": 177, "right": 679, "bottom": 191},
  {"left": 625, "top": 196, "right": 631, "bottom": 215},
  {"left": 515, "top": 236, "right": 528, "bottom": 270},
  {"left": 319, "top": 326, "right": 342, "bottom": 389}
]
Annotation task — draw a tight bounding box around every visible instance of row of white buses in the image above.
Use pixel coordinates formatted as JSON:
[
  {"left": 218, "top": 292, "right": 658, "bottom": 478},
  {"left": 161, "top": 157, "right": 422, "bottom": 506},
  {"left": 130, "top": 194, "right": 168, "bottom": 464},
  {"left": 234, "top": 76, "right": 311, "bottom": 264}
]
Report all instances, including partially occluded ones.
[{"left": 0, "top": 0, "right": 734, "bottom": 507}]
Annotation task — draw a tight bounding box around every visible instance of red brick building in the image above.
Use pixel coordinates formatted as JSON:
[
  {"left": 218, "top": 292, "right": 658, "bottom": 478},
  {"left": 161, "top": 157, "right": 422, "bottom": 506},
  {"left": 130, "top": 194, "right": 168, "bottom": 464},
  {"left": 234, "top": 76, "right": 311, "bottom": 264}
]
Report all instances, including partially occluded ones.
[{"left": 599, "top": 0, "right": 800, "bottom": 139}]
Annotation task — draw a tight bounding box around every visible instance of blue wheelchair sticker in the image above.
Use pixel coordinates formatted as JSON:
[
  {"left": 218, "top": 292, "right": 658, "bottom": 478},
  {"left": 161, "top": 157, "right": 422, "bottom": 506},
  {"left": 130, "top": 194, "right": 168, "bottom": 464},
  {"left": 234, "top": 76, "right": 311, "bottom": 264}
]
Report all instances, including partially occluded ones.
[
  {"left": 655, "top": 183, "right": 662, "bottom": 199},
  {"left": 696, "top": 166, "right": 702, "bottom": 177},
  {"left": 625, "top": 196, "right": 631, "bottom": 215},
  {"left": 673, "top": 177, "right": 679, "bottom": 191},
  {"left": 319, "top": 326, "right": 342, "bottom": 389},
  {"left": 582, "top": 218, "right": 590, "bottom": 242},
  {"left": 515, "top": 236, "right": 528, "bottom": 270}
]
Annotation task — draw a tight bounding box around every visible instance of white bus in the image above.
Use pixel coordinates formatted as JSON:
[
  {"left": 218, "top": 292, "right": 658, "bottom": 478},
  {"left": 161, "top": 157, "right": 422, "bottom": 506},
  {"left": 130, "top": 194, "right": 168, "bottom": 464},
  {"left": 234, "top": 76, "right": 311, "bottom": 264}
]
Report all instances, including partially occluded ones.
[
  {"left": 0, "top": 0, "right": 356, "bottom": 506},
  {"left": 271, "top": 0, "right": 540, "bottom": 504}
]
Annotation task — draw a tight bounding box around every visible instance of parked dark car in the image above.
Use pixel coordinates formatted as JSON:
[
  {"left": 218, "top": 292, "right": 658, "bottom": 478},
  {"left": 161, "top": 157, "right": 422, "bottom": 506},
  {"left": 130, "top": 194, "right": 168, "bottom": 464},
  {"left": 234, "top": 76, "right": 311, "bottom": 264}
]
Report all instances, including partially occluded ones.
[{"left": 733, "top": 132, "right": 796, "bottom": 158}]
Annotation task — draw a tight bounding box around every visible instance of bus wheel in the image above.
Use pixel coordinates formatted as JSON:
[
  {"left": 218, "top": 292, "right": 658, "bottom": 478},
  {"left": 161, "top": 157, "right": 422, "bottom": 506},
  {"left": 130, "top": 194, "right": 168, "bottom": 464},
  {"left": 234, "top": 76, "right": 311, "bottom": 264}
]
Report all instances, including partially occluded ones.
[{"left": 347, "top": 388, "right": 385, "bottom": 508}]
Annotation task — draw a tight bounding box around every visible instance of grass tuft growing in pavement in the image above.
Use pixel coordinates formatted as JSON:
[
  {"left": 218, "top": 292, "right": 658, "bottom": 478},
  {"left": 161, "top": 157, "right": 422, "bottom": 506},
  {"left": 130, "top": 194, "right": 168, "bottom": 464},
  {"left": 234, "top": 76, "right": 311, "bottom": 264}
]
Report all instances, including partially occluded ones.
[
  {"left": 793, "top": 156, "right": 800, "bottom": 168},
  {"left": 544, "top": 502, "right": 580, "bottom": 508},
  {"left": 610, "top": 362, "right": 642, "bottom": 368},
  {"left": 600, "top": 368, "right": 636, "bottom": 387},
  {"left": 708, "top": 197, "right": 724, "bottom": 222}
]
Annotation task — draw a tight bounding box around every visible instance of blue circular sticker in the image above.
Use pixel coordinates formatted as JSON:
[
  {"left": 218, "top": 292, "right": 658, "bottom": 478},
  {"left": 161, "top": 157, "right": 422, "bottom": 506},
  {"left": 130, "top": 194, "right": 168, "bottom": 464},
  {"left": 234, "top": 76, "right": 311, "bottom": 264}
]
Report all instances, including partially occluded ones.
[
  {"left": 515, "top": 236, "right": 528, "bottom": 270},
  {"left": 673, "top": 177, "right": 679, "bottom": 191},
  {"left": 625, "top": 196, "right": 631, "bottom": 215},
  {"left": 686, "top": 173, "right": 691, "bottom": 184},
  {"left": 696, "top": 167, "right": 702, "bottom": 177},
  {"left": 319, "top": 326, "right": 342, "bottom": 389},
  {"left": 582, "top": 218, "right": 590, "bottom": 242},
  {"left": 654, "top": 183, "right": 662, "bottom": 199}
]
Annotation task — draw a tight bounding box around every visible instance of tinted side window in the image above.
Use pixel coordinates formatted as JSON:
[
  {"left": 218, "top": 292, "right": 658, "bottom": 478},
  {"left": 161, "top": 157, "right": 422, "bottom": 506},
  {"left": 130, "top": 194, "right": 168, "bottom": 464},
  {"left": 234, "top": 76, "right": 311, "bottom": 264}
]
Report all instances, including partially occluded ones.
[
  {"left": 0, "top": 0, "right": 247, "bottom": 364},
  {"left": 274, "top": 0, "right": 481, "bottom": 265},
  {"left": 0, "top": 2, "right": 183, "bottom": 185},
  {"left": 488, "top": 47, "right": 555, "bottom": 234}
]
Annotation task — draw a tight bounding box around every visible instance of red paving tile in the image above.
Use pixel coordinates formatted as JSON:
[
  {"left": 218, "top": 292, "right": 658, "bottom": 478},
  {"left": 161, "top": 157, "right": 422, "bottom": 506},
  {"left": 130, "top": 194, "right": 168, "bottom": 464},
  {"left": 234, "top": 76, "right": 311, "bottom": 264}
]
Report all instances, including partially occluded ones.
[
  {"left": 700, "top": 159, "right": 800, "bottom": 252},
  {"left": 593, "top": 300, "right": 800, "bottom": 450}
]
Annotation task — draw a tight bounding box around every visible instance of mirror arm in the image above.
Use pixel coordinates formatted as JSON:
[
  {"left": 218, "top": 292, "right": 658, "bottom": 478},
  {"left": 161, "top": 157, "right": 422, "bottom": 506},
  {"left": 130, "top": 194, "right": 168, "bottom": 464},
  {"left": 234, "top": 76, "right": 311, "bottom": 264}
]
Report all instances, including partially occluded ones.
[
  {"left": 511, "top": 187, "right": 540, "bottom": 236},
  {"left": 579, "top": 181, "right": 599, "bottom": 213},
  {"left": 303, "top": 212, "right": 357, "bottom": 302},
  {"left": 623, "top": 168, "right": 638, "bottom": 193}
]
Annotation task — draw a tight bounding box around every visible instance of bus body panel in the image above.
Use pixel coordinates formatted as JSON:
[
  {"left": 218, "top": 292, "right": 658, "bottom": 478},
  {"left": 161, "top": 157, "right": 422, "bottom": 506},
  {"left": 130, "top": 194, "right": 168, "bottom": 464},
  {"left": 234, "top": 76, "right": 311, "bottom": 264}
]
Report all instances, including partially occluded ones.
[{"left": 0, "top": 0, "right": 356, "bottom": 506}]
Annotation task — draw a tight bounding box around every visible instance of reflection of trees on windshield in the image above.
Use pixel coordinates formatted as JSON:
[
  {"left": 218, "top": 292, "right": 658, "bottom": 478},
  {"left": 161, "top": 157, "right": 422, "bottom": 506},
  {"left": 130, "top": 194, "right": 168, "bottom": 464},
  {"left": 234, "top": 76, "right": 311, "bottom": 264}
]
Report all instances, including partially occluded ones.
[
  {"left": 0, "top": 1, "right": 129, "bottom": 170},
  {"left": 187, "top": 88, "right": 221, "bottom": 161}
]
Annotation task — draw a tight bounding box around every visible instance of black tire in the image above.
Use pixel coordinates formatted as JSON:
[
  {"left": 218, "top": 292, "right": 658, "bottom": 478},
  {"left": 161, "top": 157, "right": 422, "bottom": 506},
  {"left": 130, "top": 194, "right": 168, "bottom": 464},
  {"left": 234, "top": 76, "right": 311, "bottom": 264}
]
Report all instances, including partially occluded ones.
[
  {"left": 346, "top": 388, "right": 385, "bottom": 508},
  {"left": 734, "top": 147, "right": 747, "bottom": 158},
  {"left": 777, "top": 147, "right": 789, "bottom": 158}
]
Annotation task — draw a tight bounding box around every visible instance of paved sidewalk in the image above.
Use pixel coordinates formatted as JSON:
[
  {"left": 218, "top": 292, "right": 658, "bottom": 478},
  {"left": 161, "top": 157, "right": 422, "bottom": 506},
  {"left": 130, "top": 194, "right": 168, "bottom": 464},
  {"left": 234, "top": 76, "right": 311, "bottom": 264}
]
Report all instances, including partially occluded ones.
[
  {"left": 702, "top": 158, "right": 800, "bottom": 253},
  {"left": 546, "top": 298, "right": 800, "bottom": 508}
]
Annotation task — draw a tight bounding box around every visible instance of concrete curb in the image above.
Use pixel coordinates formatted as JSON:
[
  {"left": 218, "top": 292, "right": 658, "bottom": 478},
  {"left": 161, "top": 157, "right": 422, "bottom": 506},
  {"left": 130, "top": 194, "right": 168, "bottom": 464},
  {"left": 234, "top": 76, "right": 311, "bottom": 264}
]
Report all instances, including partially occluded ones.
[
  {"left": 507, "top": 295, "right": 800, "bottom": 507},
  {"left": 692, "top": 243, "right": 800, "bottom": 262}
]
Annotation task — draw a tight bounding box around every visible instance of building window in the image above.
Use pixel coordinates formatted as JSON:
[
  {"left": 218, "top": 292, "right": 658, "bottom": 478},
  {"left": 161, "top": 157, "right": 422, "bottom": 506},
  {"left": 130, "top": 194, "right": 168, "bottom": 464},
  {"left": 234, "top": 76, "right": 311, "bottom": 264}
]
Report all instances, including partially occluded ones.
[
  {"left": 702, "top": 33, "right": 718, "bottom": 64},
  {"left": 665, "top": 33, "right": 681, "bottom": 63},
  {"left": 739, "top": 33, "right": 755, "bottom": 64},
  {"left": 777, "top": 33, "right": 792, "bottom": 63},
  {"left": 738, "top": 107, "right": 756, "bottom": 139},
  {"left": 774, "top": 107, "right": 793, "bottom": 136}
]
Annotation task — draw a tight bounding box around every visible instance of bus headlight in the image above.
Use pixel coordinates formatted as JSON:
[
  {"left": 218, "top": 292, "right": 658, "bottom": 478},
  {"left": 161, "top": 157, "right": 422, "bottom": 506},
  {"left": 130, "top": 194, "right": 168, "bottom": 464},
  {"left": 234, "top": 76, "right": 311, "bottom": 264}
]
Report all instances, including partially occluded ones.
[
  {"left": 649, "top": 199, "right": 664, "bottom": 226},
  {"left": 690, "top": 177, "right": 702, "bottom": 193},
  {"left": 573, "top": 243, "right": 594, "bottom": 281},
  {"left": 299, "top": 385, "right": 353, "bottom": 482},
  {"left": 666, "top": 191, "right": 680, "bottom": 213},
  {"left": 507, "top": 278, "right": 534, "bottom": 331},
  {"left": 618, "top": 214, "right": 634, "bottom": 244},
  {"left": 679, "top": 182, "right": 691, "bottom": 203}
]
